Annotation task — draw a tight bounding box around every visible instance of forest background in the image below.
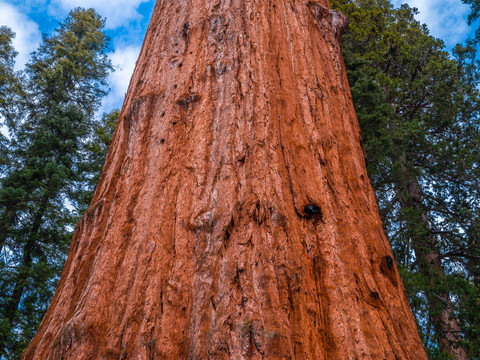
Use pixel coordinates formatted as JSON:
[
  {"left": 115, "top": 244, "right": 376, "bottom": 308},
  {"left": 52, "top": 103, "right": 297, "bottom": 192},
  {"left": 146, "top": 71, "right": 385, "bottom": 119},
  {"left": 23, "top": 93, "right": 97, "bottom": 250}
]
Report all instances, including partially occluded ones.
[{"left": 0, "top": 0, "right": 479, "bottom": 359}]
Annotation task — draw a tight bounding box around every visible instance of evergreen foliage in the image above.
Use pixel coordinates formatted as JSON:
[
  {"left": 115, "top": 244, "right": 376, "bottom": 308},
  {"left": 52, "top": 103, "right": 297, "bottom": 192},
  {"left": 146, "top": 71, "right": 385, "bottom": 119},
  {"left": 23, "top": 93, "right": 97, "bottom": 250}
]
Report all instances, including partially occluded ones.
[
  {"left": 75, "top": 108, "right": 119, "bottom": 213},
  {"left": 331, "top": 0, "right": 480, "bottom": 358},
  {"left": 462, "top": 0, "right": 480, "bottom": 41},
  {"left": 0, "top": 27, "right": 20, "bottom": 173},
  {"left": 0, "top": 9, "right": 113, "bottom": 359}
]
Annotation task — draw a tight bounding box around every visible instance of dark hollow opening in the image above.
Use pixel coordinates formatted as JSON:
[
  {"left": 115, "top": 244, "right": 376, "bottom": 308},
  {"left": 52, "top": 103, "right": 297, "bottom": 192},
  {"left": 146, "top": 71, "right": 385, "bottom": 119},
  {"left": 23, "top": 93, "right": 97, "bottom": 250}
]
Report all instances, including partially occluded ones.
[
  {"left": 386, "top": 256, "right": 394, "bottom": 269},
  {"left": 304, "top": 204, "right": 322, "bottom": 219}
]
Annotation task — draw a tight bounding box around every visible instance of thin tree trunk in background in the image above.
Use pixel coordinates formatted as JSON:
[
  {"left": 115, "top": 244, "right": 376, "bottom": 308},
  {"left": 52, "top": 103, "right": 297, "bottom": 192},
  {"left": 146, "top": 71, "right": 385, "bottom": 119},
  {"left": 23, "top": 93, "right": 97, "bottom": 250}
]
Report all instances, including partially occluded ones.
[
  {"left": 0, "top": 208, "right": 16, "bottom": 254},
  {"left": 397, "top": 171, "right": 467, "bottom": 360},
  {"left": 0, "top": 247, "right": 31, "bottom": 356},
  {"left": 0, "top": 194, "right": 51, "bottom": 357},
  {"left": 23, "top": 1, "right": 427, "bottom": 359}
]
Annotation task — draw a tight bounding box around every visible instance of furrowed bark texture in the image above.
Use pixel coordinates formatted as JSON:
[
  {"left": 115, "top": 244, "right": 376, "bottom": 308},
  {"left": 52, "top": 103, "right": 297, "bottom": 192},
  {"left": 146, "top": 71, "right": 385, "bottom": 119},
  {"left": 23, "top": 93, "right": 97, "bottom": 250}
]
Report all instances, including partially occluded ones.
[{"left": 24, "top": 1, "right": 427, "bottom": 359}]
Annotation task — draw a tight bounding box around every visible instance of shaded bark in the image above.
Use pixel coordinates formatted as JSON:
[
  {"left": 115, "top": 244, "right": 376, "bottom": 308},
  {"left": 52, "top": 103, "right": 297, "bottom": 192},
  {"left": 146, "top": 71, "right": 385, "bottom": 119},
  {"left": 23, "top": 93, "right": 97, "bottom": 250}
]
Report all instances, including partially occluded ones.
[
  {"left": 24, "top": 1, "right": 427, "bottom": 359},
  {"left": 0, "top": 195, "right": 49, "bottom": 356},
  {"left": 0, "top": 208, "right": 16, "bottom": 255},
  {"left": 0, "top": 247, "right": 31, "bottom": 356},
  {"left": 397, "top": 165, "right": 467, "bottom": 360}
]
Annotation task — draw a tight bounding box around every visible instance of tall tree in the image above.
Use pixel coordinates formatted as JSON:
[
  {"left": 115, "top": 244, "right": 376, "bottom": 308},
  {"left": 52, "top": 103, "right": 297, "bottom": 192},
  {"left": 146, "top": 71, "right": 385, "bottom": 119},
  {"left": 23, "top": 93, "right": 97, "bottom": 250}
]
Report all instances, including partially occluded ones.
[
  {"left": 0, "top": 8, "right": 112, "bottom": 359},
  {"left": 23, "top": 1, "right": 426, "bottom": 359},
  {"left": 330, "top": 0, "right": 480, "bottom": 358}
]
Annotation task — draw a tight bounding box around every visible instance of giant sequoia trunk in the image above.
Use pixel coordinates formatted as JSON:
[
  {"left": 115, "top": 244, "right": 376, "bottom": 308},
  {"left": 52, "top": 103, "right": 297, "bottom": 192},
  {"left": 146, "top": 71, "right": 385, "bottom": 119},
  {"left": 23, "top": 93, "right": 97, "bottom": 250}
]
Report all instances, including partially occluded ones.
[{"left": 23, "top": 1, "right": 427, "bottom": 359}]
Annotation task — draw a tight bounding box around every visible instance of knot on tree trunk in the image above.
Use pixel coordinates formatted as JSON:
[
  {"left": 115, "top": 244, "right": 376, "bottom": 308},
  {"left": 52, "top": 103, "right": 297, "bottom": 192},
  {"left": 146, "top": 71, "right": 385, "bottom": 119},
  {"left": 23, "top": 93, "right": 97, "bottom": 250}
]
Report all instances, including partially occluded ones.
[
  {"left": 330, "top": 10, "right": 349, "bottom": 39},
  {"left": 308, "top": 2, "right": 349, "bottom": 40}
]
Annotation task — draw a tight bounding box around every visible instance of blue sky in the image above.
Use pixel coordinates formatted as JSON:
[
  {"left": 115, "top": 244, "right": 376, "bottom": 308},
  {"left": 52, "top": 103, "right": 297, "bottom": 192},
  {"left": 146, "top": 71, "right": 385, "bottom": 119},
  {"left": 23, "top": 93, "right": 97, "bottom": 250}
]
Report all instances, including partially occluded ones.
[{"left": 0, "top": 0, "right": 476, "bottom": 114}]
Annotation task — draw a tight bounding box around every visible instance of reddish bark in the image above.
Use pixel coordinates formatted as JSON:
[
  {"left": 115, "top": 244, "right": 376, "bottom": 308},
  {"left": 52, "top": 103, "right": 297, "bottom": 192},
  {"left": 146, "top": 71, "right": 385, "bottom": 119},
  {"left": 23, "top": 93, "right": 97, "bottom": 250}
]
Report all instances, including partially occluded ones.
[{"left": 23, "top": 1, "right": 427, "bottom": 359}]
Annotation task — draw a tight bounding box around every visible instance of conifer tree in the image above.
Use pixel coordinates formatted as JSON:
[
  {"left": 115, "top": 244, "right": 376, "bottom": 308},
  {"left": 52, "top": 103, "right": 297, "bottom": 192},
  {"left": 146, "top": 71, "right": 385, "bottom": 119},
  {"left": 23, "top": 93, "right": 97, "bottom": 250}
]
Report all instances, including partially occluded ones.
[{"left": 0, "top": 9, "right": 112, "bottom": 358}]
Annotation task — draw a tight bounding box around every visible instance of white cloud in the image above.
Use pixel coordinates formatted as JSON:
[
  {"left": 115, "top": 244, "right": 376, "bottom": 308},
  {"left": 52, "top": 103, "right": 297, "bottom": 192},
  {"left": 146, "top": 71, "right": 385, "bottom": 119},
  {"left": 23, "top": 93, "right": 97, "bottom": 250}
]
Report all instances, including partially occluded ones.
[
  {"left": 0, "top": 1, "right": 41, "bottom": 70},
  {"left": 49, "top": 0, "right": 152, "bottom": 29},
  {"left": 101, "top": 45, "right": 141, "bottom": 113},
  {"left": 392, "top": 0, "right": 470, "bottom": 46}
]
